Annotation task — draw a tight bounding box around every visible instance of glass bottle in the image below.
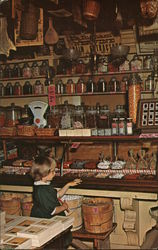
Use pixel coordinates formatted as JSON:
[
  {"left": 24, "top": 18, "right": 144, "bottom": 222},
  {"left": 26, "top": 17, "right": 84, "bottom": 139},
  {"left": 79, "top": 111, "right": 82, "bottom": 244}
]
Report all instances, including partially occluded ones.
[
  {"left": 22, "top": 63, "right": 32, "bottom": 78},
  {"left": 32, "top": 62, "right": 40, "bottom": 77},
  {"left": 5, "top": 82, "right": 13, "bottom": 96},
  {"left": 115, "top": 105, "right": 127, "bottom": 118},
  {"left": 23, "top": 81, "right": 33, "bottom": 95},
  {"left": 5, "top": 103, "right": 21, "bottom": 127},
  {"left": 121, "top": 76, "right": 128, "bottom": 92},
  {"left": 14, "top": 82, "right": 22, "bottom": 96},
  {"left": 73, "top": 105, "right": 85, "bottom": 129},
  {"left": 47, "top": 106, "right": 61, "bottom": 128},
  {"left": 118, "top": 118, "right": 126, "bottom": 135},
  {"left": 96, "top": 105, "right": 110, "bottom": 129},
  {"left": 97, "top": 78, "right": 107, "bottom": 92},
  {"left": 128, "top": 73, "right": 141, "bottom": 124},
  {"left": 111, "top": 118, "right": 119, "bottom": 135},
  {"left": 119, "top": 58, "right": 130, "bottom": 72},
  {"left": 126, "top": 118, "right": 133, "bottom": 135},
  {"left": 4, "top": 65, "right": 12, "bottom": 78},
  {"left": 98, "top": 56, "right": 108, "bottom": 73},
  {"left": 0, "top": 106, "right": 6, "bottom": 127},
  {"left": 76, "top": 59, "right": 86, "bottom": 74}
]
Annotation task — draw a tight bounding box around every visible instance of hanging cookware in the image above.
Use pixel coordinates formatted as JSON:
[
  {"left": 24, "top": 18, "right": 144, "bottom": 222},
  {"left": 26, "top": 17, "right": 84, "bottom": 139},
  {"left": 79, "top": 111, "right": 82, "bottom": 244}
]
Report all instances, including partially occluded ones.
[
  {"left": 83, "top": 0, "right": 100, "bottom": 20},
  {"left": 45, "top": 17, "right": 59, "bottom": 45},
  {"left": 20, "top": 1, "right": 40, "bottom": 40},
  {"left": 140, "top": 0, "right": 158, "bottom": 19}
]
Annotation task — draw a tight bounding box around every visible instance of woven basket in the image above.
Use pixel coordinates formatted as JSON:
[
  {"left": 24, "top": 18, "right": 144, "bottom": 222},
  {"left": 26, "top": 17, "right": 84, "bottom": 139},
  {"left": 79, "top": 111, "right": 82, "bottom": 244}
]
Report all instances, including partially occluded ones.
[
  {"left": 35, "top": 128, "right": 56, "bottom": 137},
  {"left": 17, "top": 125, "right": 35, "bottom": 136},
  {"left": 0, "top": 127, "right": 17, "bottom": 136}
]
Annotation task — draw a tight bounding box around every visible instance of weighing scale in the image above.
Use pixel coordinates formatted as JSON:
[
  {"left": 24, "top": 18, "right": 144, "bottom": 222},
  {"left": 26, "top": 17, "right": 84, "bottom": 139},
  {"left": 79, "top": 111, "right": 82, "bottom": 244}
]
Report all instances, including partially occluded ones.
[{"left": 29, "top": 101, "right": 48, "bottom": 128}]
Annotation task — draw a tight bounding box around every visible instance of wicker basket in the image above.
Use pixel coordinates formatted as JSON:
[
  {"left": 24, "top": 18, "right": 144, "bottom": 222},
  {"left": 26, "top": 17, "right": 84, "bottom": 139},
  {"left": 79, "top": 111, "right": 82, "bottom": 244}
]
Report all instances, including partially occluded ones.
[
  {"left": 0, "top": 127, "right": 17, "bottom": 136},
  {"left": 35, "top": 128, "right": 56, "bottom": 137},
  {"left": 17, "top": 125, "right": 35, "bottom": 136}
]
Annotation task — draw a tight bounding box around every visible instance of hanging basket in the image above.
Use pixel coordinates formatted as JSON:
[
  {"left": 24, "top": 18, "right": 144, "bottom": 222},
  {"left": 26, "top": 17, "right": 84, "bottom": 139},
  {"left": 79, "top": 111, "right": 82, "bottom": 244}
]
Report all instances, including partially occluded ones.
[{"left": 83, "top": 0, "right": 100, "bottom": 20}]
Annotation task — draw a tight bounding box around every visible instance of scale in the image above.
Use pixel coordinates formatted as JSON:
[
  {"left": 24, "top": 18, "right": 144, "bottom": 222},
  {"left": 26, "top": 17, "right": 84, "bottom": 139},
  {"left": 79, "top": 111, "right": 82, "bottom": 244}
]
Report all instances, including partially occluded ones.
[{"left": 29, "top": 101, "right": 48, "bottom": 128}]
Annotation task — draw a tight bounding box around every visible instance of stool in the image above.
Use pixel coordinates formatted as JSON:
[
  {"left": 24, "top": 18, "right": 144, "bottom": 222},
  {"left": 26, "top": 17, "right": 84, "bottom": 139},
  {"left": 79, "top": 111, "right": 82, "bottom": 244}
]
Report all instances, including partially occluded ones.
[{"left": 72, "top": 223, "right": 117, "bottom": 250}]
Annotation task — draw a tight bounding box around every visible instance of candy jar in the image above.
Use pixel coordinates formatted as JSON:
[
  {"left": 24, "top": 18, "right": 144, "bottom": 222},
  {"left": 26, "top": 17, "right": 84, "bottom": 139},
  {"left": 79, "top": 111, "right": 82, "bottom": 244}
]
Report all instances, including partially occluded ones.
[
  {"left": 0, "top": 106, "right": 6, "bottom": 127},
  {"left": 5, "top": 103, "right": 22, "bottom": 127},
  {"left": 14, "top": 82, "right": 22, "bottom": 96},
  {"left": 97, "top": 78, "right": 107, "bottom": 92},
  {"left": 66, "top": 79, "right": 76, "bottom": 94},
  {"left": 22, "top": 63, "right": 32, "bottom": 78},
  {"left": 130, "top": 55, "right": 142, "bottom": 71},
  {"left": 96, "top": 105, "right": 110, "bottom": 129},
  {"left": 73, "top": 105, "right": 85, "bottom": 128},
  {"left": 5, "top": 82, "right": 13, "bottom": 96},
  {"left": 85, "top": 106, "right": 96, "bottom": 128},
  {"left": 145, "top": 74, "right": 154, "bottom": 91},
  {"left": 34, "top": 80, "right": 44, "bottom": 95},
  {"left": 119, "top": 58, "right": 130, "bottom": 72},
  {"left": 76, "top": 78, "right": 86, "bottom": 94},
  {"left": 108, "top": 77, "right": 120, "bottom": 92},
  {"left": 12, "top": 64, "right": 21, "bottom": 78},
  {"left": 143, "top": 55, "right": 153, "bottom": 70},
  {"left": 32, "top": 62, "right": 40, "bottom": 77},
  {"left": 0, "top": 65, "right": 3, "bottom": 79},
  {"left": 121, "top": 76, "right": 128, "bottom": 92},
  {"left": 40, "top": 60, "right": 48, "bottom": 75},
  {"left": 76, "top": 59, "right": 86, "bottom": 74},
  {"left": 128, "top": 73, "right": 141, "bottom": 124},
  {"left": 0, "top": 82, "right": 5, "bottom": 96},
  {"left": 23, "top": 81, "right": 33, "bottom": 95},
  {"left": 86, "top": 78, "right": 96, "bottom": 93}
]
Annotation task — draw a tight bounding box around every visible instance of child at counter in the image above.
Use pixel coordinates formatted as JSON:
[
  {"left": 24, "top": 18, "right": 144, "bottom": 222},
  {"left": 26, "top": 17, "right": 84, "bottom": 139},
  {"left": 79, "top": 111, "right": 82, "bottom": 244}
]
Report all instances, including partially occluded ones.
[{"left": 30, "top": 156, "right": 81, "bottom": 248}]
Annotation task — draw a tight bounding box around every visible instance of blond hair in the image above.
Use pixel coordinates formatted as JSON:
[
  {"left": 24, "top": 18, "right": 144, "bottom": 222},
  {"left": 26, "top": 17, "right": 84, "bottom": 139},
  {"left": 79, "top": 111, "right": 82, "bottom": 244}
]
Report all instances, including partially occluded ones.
[{"left": 31, "top": 156, "right": 56, "bottom": 181}]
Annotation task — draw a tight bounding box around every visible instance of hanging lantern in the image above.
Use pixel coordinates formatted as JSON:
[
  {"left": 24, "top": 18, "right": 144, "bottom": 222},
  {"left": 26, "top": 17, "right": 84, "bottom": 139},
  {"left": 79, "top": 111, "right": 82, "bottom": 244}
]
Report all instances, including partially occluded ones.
[
  {"left": 140, "top": 0, "right": 158, "bottom": 19},
  {"left": 83, "top": 0, "right": 100, "bottom": 21}
]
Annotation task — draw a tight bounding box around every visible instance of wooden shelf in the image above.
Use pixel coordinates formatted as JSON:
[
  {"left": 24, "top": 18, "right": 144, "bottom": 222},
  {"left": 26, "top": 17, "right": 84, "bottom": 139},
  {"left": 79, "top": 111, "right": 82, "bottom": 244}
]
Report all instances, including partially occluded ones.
[
  {"left": 1, "top": 94, "right": 48, "bottom": 99},
  {"left": 0, "top": 75, "right": 47, "bottom": 82},
  {"left": 55, "top": 69, "right": 152, "bottom": 78}
]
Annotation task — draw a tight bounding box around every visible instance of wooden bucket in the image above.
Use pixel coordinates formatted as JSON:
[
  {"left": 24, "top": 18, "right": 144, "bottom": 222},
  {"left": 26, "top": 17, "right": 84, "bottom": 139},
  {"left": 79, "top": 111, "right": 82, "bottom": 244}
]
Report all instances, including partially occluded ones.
[
  {"left": 63, "top": 195, "right": 83, "bottom": 231},
  {"left": 0, "top": 198, "right": 21, "bottom": 215},
  {"left": 82, "top": 197, "right": 113, "bottom": 233},
  {"left": 83, "top": 0, "right": 100, "bottom": 20}
]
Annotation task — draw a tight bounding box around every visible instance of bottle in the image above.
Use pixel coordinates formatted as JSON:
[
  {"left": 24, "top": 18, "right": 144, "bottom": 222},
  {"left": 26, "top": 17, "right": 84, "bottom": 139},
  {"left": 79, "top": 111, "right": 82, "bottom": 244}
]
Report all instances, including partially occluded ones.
[
  {"left": 130, "top": 55, "right": 142, "bottom": 71},
  {"left": 14, "top": 82, "right": 22, "bottom": 96},
  {"left": 32, "top": 62, "right": 40, "bottom": 77},
  {"left": 0, "top": 65, "right": 4, "bottom": 79},
  {"left": 23, "top": 81, "right": 33, "bottom": 95},
  {"left": 22, "top": 63, "right": 32, "bottom": 78},
  {"left": 143, "top": 55, "right": 153, "bottom": 70},
  {"left": 34, "top": 80, "right": 44, "bottom": 95},
  {"left": 97, "top": 78, "right": 107, "bottom": 92},
  {"left": 126, "top": 118, "right": 133, "bottom": 135},
  {"left": 12, "top": 64, "right": 21, "bottom": 78},
  {"left": 118, "top": 118, "right": 126, "bottom": 135},
  {"left": 108, "top": 77, "right": 120, "bottom": 92},
  {"left": 40, "top": 60, "right": 48, "bottom": 75},
  {"left": 0, "top": 82, "right": 5, "bottom": 96},
  {"left": 145, "top": 74, "right": 154, "bottom": 91},
  {"left": 112, "top": 118, "right": 119, "bottom": 135},
  {"left": 5, "top": 82, "right": 13, "bottom": 96}
]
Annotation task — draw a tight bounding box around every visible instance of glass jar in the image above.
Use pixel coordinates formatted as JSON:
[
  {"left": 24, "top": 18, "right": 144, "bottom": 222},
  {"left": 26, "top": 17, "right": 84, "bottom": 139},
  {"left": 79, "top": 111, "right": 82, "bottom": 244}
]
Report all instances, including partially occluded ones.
[
  {"left": 4, "top": 65, "right": 12, "bottom": 78},
  {"left": 108, "top": 77, "right": 120, "bottom": 92},
  {"left": 5, "top": 103, "right": 21, "bottom": 127},
  {"left": 86, "top": 78, "right": 96, "bottom": 93},
  {"left": 66, "top": 79, "right": 76, "bottom": 94},
  {"left": 5, "top": 82, "right": 13, "bottom": 96},
  {"left": 0, "top": 65, "right": 3, "bottom": 79},
  {"left": 32, "top": 62, "right": 40, "bottom": 77},
  {"left": 143, "top": 55, "right": 153, "bottom": 70},
  {"left": 121, "top": 76, "right": 128, "bottom": 92},
  {"left": 0, "top": 106, "right": 6, "bottom": 127},
  {"left": 128, "top": 73, "right": 141, "bottom": 124},
  {"left": 98, "top": 56, "right": 108, "bottom": 73},
  {"left": 97, "top": 78, "right": 107, "bottom": 92},
  {"left": 23, "top": 81, "right": 33, "bottom": 95},
  {"left": 76, "top": 78, "right": 86, "bottom": 94},
  {"left": 40, "top": 60, "right": 48, "bottom": 76},
  {"left": 111, "top": 118, "right": 119, "bottom": 135},
  {"left": 145, "top": 74, "right": 154, "bottom": 91},
  {"left": 130, "top": 55, "right": 142, "bottom": 71},
  {"left": 22, "top": 63, "right": 32, "bottom": 78},
  {"left": 34, "top": 80, "right": 44, "bottom": 95},
  {"left": 86, "top": 106, "right": 96, "bottom": 128},
  {"left": 96, "top": 105, "right": 110, "bottom": 129},
  {"left": 115, "top": 105, "right": 127, "bottom": 118},
  {"left": 119, "top": 59, "right": 130, "bottom": 72},
  {"left": 20, "top": 104, "right": 33, "bottom": 125},
  {"left": 126, "top": 118, "right": 133, "bottom": 135},
  {"left": 47, "top": 106, "right": 61, "bottom": 128},
  {"left": 12, "top": 64, "right": 21, "bottom": 78},
  {"left": 118, "top": 118, "right": 126, "bottom": 135},
  {"left": 0, "top": 82, "right": 5, "bottom": 96},
  {"left": 14, "top": 82, "right": 22, "bottom": 96},
  {"left": 60, "top": 101, "right": 74, "bottom": 129},
  {"left": 73, "top": 105, "right": 85, "bottom": 128},
  {"left": 76, "top": 59, "right": 86, "bottom": 74},
  {"left": 57, "top": 79, "right": 65, "bottom": 94}
]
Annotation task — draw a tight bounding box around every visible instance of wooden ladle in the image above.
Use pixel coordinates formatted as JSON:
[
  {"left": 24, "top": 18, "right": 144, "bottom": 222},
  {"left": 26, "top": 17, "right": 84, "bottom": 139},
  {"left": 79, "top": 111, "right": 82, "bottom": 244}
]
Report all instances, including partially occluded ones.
[{"left": 44, "top": 16, "right": 59, "bottom": 45}]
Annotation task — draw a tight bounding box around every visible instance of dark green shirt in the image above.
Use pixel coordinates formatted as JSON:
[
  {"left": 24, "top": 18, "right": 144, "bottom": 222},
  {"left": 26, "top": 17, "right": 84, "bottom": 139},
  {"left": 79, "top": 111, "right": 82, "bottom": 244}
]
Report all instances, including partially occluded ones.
[{"left": 31, "top": 183, "right": 65, "bottom": 218}]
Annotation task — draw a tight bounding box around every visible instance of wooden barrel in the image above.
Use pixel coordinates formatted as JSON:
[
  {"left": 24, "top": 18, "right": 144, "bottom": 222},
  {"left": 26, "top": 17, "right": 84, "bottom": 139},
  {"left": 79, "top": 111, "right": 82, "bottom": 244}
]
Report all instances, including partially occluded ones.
[
  {"left": 21, "top": 195, "right": 33, "bottom": 216},
  {"left": 63, "top": 195, "right": 83, "bottom": 231},
  {"left": 82, "top": 197, "right": 113, "bottom": 233},
  {"left": 0, "top": 197, "right": 21, "bottom": 215}
]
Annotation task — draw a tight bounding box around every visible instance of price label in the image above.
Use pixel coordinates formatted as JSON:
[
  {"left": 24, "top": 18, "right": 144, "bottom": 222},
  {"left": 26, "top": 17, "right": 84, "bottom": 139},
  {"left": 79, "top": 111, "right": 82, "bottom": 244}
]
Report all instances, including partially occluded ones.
[{"left": 48, "top": 85, "right": 56, "bottom": 106}]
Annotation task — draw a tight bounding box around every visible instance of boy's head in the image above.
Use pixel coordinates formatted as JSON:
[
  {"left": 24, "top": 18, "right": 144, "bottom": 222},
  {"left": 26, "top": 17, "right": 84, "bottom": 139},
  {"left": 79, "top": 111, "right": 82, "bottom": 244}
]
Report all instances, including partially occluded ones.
[{"left": 31, "top": 156, "right": 56, "bottom": 181}]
